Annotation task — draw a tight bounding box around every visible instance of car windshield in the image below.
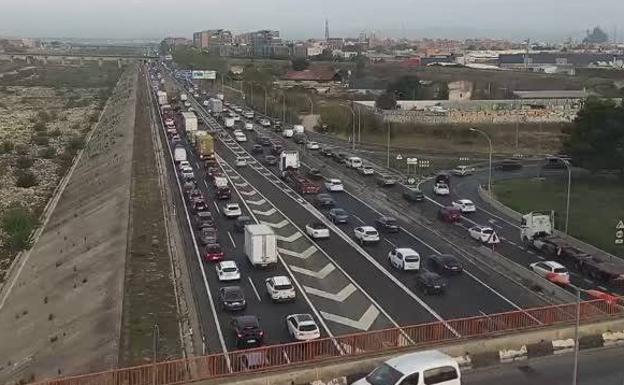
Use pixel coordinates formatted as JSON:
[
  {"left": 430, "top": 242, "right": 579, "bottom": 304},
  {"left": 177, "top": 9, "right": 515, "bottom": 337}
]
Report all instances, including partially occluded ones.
[
  {"left": 206, "top": 244, "right": 221, "bottom": 252},
  {"left": 366, "top": 364, "right": 404, "bottom": 385},
  {"left": 222, "top": 267, "right": 237, "bottom": 273},
  {"left": 554, "top": 267, "right": 568, "bottom": 273},
  {"left": 365, "top": 230, "right": 378, "bottom": 236},
  {"left": 333, "top": 209, "right": 346, "bottom": 215},
  {"left": 483, "top": 228, "right": 494, "bottom": 234},
  {"left": 274, "top": 283, "right": 293, "bottom": 291},
  {"left": 223, "top": 290, "right": 242, "bottom": 301},
  {"left": 299, "top": 323, "right": 317, "bottom": 332},
  {"left": 404, "top": 255, "right": 420, "bottom": 262}
]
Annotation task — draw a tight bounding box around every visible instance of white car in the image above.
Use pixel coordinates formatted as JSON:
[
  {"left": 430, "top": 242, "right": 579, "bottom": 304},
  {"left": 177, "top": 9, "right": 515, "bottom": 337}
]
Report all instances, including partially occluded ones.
[
  {"left": 433, "top": 183, "right": 450, "bottom": 196},
  {"left": 265, "top": 276, "right": 296, "bottom": 302},
  {"left": 452, "top": 199, "right": 476, "bottom": 213},
  {"left": 223, "top": 203, "right": 242, "bottom": 218},
  {"left": 216, "top": 261, "right": 240, "bottom": 282},
  {"left": 354, "top": 226, "right": 380, "bottom": 244},
  {"left": 305, "top": 222, "right": 330, "bottom": 239},
  {"left": 468, "top": 226, "right": 499, "bottom": 243},
  {"left": 234, "top": 107, "right": 243, "bottom": 113},
  {"left": 235, "top": 157, "right": 247, "bottom": 167},
  {"left": 260, "top": 118, "right": 271, "bottom": 127},
  {"left": 388, "top": 248, "right": 421, "bottom": 271},
  {"left": 244, "top": 122, "right": 254, "bottom": 131},
  {"left": 184, "top": 101, "right": 191, "bottom": 107},
  {"left": 306, "top": 141, "right": 320, "bottom": 150},
  {"left": 286, "top": 314, "right": 320, "bottom": 341},
  {"left": 177, "top": 160, "right": 191, "bottom": 171},
  {"left": 325, "top": 179, "right": 344, "bottom": 192},
  {"left": 203, "top": 100, "right": 210, "bottom": 106},
  {"left": 232, "top": 114, "right": 241, "bottom": 122},
  {"left": 282, "top": 129, "right": 293, "bottom": 138},
  {"left": 244, "top": 111, "right": 254, "bottom": 119},
  {"left": 234, "top": 133, "right": 247, "bottom": 142},
  {"left": 180, "top": 166, "right": 194, "bottom": 179},
  {"left": 530, "top": 261, "right": 570, "bottom": 283},
  {"left": 452, "top": 165, "right": 475, "bottom": 176},
  {"left": 359, "top": 165, "right": 375, "bottom": 176}
]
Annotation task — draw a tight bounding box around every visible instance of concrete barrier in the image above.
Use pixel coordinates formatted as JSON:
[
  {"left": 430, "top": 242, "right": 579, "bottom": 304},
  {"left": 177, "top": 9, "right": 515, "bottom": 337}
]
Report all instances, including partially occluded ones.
[
  {"left": 498, "top": 345, "right": 527, "bottom": 363},
  {"left": 602, "top": 330, "right": 624, "bottom": 346}
]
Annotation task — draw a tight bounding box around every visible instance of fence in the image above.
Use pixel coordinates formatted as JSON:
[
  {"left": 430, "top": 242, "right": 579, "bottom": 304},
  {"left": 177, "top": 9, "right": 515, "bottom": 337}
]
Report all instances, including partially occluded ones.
[{"left": 34, "top": 296, "right": 624, "bottom": 385}]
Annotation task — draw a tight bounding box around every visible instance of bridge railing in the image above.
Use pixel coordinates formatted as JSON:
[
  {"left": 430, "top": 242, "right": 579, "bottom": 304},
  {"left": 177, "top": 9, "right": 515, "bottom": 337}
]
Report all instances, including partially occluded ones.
[{"left": 37, "top": 296, "right": 624, "bottom": 385}]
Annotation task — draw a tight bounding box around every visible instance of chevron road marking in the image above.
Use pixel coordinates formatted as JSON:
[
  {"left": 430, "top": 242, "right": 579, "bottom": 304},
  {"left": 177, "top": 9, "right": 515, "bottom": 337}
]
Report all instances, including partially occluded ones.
[
  {"left": 276, "top": 232, "right": 303, "bottom": 243},
  {"left": 304, "top": 283, "right": 357, "bottom": 302},
  {"left": 239, "top": 190, "right": 257, "bottom": 197},
  {"left": 290, "top": 263, "right": 336, "bottom": 279},
  {"left": 260, "top": 220, "right": 289, "bottom": 229},
  {"left": 320, "top": 305, "right": 380, "bottom": 331},
  {"left": 252, "top": 207, "right": 277, "bottom": 216},
  {"left": 234, "top": 182, "right": 248, "bottom": 188},
  {"left": 245, "top": 199, "right": 267, "bottom": 206},
  {"left": 278, "top": 245, "right": 317, "bottom": 260}
]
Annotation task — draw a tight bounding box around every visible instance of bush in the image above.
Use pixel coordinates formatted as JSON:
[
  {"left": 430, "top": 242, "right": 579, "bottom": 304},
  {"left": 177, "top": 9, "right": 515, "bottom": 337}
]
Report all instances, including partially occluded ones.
[
  {"left": 15, "top": 156, "right": 33, "bottom": 169},
  {"left": 1, "top": 204, "right": 38, "bottom": 251},
  {"left": 14, "top": 170, "right": 38, "bottom": 188},
  {"left": 1, "top": 140, "right": 14, "bottom": 154},
  {"left": 15, "top": 144, "right": 29, "bottom": 155},
  {"left": 49, "top": 128, "right": 62, "bottom": 137},
  {"left": 39, "top": 146, "right": 56, "bottom": 159},
  {"left": 32, "top": 132, "right": 49, "bottom": 146},
  {"left": 66, "top": 135, "right": 85, "bottom": 155},
  {"left": 33, "top": 121, "right": 47, "bottom": 132}
]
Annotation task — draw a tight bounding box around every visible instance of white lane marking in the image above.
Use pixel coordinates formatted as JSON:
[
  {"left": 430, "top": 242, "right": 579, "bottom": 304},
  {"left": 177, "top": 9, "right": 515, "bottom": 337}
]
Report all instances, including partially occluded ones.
[
  {"left": 234, "top": 182, "right": 248, "bottom": 188},
  {"left": 213, "top": 201, "right": 221, "bottom": 214},
  {"left": 304, "top": 283, "right": 358, "bottom": 302},
  {"left": 384, "top": 238, "right": 397, "bottom": 248},
  {"left": 252, "top": 207, "right": 277, "bottom": 216},
  {"left": 204, "top": 180, "right": 209, "bottom": 188},
  {"left": 260, "top": 220, "right": 289, "bottom": 229},
  {"left": 584, "top": 278, "right": 594, "bottom": 284},
  {"left": 239, "top": 189, "right": 257, "bottom": 197},
  {"left": 228, "top": 232, "right": 236, "bottom": 248},
  {"left": 508, "top": 240, "right": 517, "bottom": 246},
  {"left": 290, "top": 263, "right": 336, "bottom": 279},
  {"left": 248, "top": 277, "right": 262, "bottom": 302},
  {"left": 246, "top": 198, "right": 267, "bottom": 206},
  {"left": 276, "top": 232, "right": 303, "bottom": 243},
  {"left": 536, "top": 255, "right": 545, "bottom": 260},
  {"left": 598, "top": 286, "right": 607, "bottom": 291},
  {"left": 321, "top": 305, "right": 380, "bottom": 331},
  {"left": 352, "top": 214, "right": 365, "bottom": 224},
  {"left": 278, "top": 246, "right": 317, "bottom": 260},
  {"left": 195, "top": 161, "right": 200, "bottom": 169}
]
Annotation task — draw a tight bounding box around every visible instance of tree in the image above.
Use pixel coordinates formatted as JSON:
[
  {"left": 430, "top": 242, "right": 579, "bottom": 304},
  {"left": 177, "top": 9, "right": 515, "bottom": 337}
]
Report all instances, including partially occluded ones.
[
  {"left": 291, "top": 58, "right": 310, "bottom": 71},
  {"left": 354, "top": 55, "right": 368, "bottom": 78},
  {"left": 1, "top": 204, "right": 37, "bottom": 251},
  {"left": 583, "top": 26, "right": 609, "bottom": 44},
  {"left": 387, "top": 75, "right": 422, "bottom": 100},
  {"left": 563, "top": 97, "right": 624, "bottom": 174},
  {"left": 375, "top": 93, "right": 398, "bottom": 110}
]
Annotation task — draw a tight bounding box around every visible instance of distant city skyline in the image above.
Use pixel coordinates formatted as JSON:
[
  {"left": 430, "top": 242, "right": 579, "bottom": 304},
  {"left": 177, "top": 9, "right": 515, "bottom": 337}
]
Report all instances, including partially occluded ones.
[{"left": 0, "top": 0, "right": 622, "bottom": 43}]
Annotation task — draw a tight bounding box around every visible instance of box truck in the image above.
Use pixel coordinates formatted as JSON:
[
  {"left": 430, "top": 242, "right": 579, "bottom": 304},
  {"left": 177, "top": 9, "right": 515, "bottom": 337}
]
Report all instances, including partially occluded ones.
[
  {"left": 157, "top": 91, "right": 168, "bottom": 105},
  {"left": 196, "top": 133, "right": 214, "bottom": 161},
  {"left": 244, "top": 224, "right": 277, "bottom": 267},
  {"left": 208, "top": 98, "right": 223, "bottom": 114},
  {"left": 224, "top": 117, "right": 235, "bottom": 128},
  {"left": 181, "top": 111, "right": 198, "bottom": 133},
  {"left": 173, "top": 146, "right": 187, "bottom": 163}
]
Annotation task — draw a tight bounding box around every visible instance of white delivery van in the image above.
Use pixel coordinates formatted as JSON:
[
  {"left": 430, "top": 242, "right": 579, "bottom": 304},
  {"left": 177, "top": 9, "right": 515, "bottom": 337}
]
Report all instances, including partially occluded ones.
[
  {"left": 173, "top": 146, "right": 187, "bottom": 163},
  {"left": 353, "top": 350, "right": 460, "bottom": 385},
  {"left": 244, "top": 122, "right": 254, "bottom": 131},
  {"left": 282, "top": 128, "right": 294, "bottom": 138},
  {"left": 293, "top": 124, "right": 305, "bottom": 134},
  {"left": 244, "top": 224, "right": 277, "bottom": 267},
  {"left": 224, "top": 117, "right": 235, "bottom": 128},
  {"left": 346, "top": 156, "right": 363, "bottom": 169}
]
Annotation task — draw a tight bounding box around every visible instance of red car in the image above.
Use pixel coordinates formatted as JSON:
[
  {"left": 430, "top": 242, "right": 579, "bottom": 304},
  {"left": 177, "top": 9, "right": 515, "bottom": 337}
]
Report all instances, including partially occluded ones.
[
  {"left": 204, "top": 243, "right": 224, "bottom": 262},
  {"left": 193, "top": 199, "right": 208, "bottom": 212},
  {"left": 438, "top": 206, "right": 461, "bottom": 223}
]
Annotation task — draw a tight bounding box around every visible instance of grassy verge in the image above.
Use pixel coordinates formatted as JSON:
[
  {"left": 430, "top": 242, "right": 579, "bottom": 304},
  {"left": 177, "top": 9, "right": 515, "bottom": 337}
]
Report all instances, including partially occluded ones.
[{"left": 494, "top": 177, "right": 624, "bottom": 256}]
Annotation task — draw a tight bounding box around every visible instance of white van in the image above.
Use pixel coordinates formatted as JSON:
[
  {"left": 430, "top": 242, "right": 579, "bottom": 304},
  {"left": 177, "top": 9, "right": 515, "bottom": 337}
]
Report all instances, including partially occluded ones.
[
  {"left": 346, "top": 156, "right": 363, "bottom": 169},
  {"left": 293, "top": 124, "right": 305, "bottom": 134},
  {"left": 282, "top": 128, "right": 294, "bottom": 138},
  {"left": 244, "top": 122, "right": 254, "bottom": 131},
  {"left": 353, "top": 350, "right": 460, "bottom": 385}
]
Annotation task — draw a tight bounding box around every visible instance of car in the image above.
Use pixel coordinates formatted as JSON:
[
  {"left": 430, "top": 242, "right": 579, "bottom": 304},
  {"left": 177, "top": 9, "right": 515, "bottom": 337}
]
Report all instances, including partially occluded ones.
[
  {"left": 286, "top": 314, "right": 321, "bottom": 341},
  {"left": 234, "top": 107, "right": 243, "bottom": 113},
  {"left": 320, "top": 147, "right": 334, "bottom": 157},
  {"left": 305, "top": 222, "right": 330, "bottom": 239},
  {"left": 388, "top": 248, "right": 421, "bottom": 271},
  {"left": 199, "top": 227, "right": 218, "bottom": 245},
  {"left": 359, "top": 165, "right": 375, "bottom": 176},
  {"left": 215, "top": 186, "right": 231, "bottom": 200},
  {"left": 187, "top": 189, "right": 202, "bottom": 202},
  {"left": 452, "top": 165, "right": 475, "bottom": 176},
  {"left": 529, "top": 261, "right": 570, "bottom": 284},
  {"left": 333, "top": 152, "right": 348, "bottom": 163},
  {"left": 182, "top": 178, "right": 196, "bottom": 191},
  {"left": 433, "top": 183, "right": 450, "bottom": 196},
  {"left": 438, "top": 206, "right": 461, "bottom": 223},
  {"left": 235, "top": 157, "right": 247, "bottom": 167},
  {"left": 251, "top": 144, "right": 263, "bottom": 154},
  {"left": 184, "top": 101, "right": 191, "bottom": 107},
  {"left": 216, "top": 260, "right": 240, "bottom": 282},
  {"left": 244, "top": 111, "right": 254, "bottom": 119},
  {"left": 452, "top": 199, "right": 476, "bottom": 213},
  {"left": 468, "top": 226, "right": 499, "bottom": 243},
  {"left": 260, "top": 118, "right": 271, "bottom": 127},
  {"left": 218, "top": 286, "right": 246, "bottom": 311},
  {"left": 256, "top": 136, "right": 271, "bottom": 146},
  {"left": 416, "top": 270, "right": 447, "bottom": 295},
  {"left": 180, "top": 167, "right": 194, "bottom": 179},
  {"left": 203, "top": 242, "right": 224, "bottom": 262},
  {"left": 194, "top": 211, "right": 215, "bottom": 229},
  {"left": 270, "top": 142, "right": 283, "bottom": 155},
  {"left": 497, "top": 159, "right": 523, "bottom": 171},
  {"left": 307, "top": 168, "right": 323, "bottom": 180},
  {"left": 244, "top": 122, "right": 254, "bottom": 131},
  {"left": 231, "top": 315, "right": 264, "bottom": 347},
  {"left": 402, "top": 188, "right": 424, "bottom": 203},
  {"left": 354, "top": 226, "right": 380, "bottom": 244},
  {"left": 223, "top": 203, "right": 242, "bottom": 218},
  {"left": 233, "top": 216, "right": 252, "bottom": 233},
  {"left": 232, "top": 115, "right": 241, "bottom": 122},
  {"left": 192, "top": 199, "right": 208, "bottom": 213},
  {"left": 328, "top": 208, "right": 349, "bottom": 224},
  {"left": 306, "top": 141, "right": 320, "bottom": 150},
  {"left": 377, "top": 175, "right": 397, "bottom": 187},
  {"left": 177, "top": 160, "right": 191, "bottom": 171},
  {"left": 375, "top": 216, "right": 400, "bottom": 233},
  {"left": 171, "top": 134, "right": 181, "bottom": 143},
  {"left": 314, "top": 193, "right": 335, "bottom": 208},
  {"left": 428, "top": 254, "right": 463, "bottom": 275},
  {"left": 265, "top": 276, "right": 296, "bottom": 302},
  {"left": 293, "top": 133, "right": 306, "bottom": 144},
  {"left": 325, "top": 178, "right": 344, "bottom": 192},
  {"left": 263, "top": 155, "right": 277, "bottom": 166},
  {"left": 234, "top": 132, "right": 247, "bottom": 142}
]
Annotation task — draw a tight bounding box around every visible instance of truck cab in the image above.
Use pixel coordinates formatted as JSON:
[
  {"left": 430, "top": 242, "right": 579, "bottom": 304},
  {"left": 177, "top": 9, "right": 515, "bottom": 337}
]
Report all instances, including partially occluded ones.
[
  {"left": 520, "top": 212, "right": 553, "bottom": 242},
  {"left": 279, "top": 151, "right": 300, "bottom": 177}
]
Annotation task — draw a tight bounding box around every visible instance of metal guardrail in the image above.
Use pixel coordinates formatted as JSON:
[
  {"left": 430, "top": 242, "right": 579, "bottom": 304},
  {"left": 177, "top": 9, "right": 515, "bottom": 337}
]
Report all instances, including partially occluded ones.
[{"left": 34, "top": 296, "right": 624, "bottom": 385}]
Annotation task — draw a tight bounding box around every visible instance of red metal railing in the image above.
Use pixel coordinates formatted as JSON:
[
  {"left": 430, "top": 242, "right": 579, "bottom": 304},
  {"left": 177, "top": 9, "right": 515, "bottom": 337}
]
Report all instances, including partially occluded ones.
[{"left": 36, "top": 297, "right": 624, "bottom": 385}]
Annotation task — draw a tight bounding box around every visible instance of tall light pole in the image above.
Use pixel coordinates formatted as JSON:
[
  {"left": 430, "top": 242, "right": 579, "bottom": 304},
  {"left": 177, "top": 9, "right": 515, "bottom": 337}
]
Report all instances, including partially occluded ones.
[
  {"left": 255, "top": 83, "right": 269, "bottom": 115},
  {"left": 386, "top": 121, "right": 391, "bottom": 168},
  {"left": 339, "top": 103, "right": 356, "bottom": 150},
  {"left": 551, "top": 155, "right": 572, "bottom": 234},
  {"left": 572, "top": 285, "right": 581, "bottom": 385},
  {"left": 470, "top": 127, "right": 493, "bottom": 192},
  {"left": 304, "top": 94, "right": 314, "bottom": 115}
]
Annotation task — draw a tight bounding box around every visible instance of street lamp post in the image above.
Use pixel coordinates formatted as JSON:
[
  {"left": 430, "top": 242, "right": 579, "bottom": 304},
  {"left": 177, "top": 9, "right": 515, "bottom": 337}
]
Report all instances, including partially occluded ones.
[
  {"left": 339, "top": 103, "right": 356, "bottom": 150},
  {"left": 550, "top": 156, "right": 572, "bottom": 234},
  {"left": 255, "top": 83, "right": 269, "bottom": 115},
  {"left": 572, "top": 285, "right": 581, "bottom": 385},
  {"left": 386, "top": 121, "right": 391, "bottom": 168},
  {"left": 469, "top": 127, "right": 493, "bottom": 192},
  {"left": 304, "top": 94, "right": 314, "bottom": 115}
]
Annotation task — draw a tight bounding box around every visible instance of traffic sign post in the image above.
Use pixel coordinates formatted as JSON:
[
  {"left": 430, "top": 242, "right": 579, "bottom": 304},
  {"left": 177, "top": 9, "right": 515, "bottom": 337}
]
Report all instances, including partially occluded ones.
[
  {"left": 616, "top": 220, "right": 624, "bottom": 245},
  {"left": 487, "top": 231, "right": 500, "bottom": 254}
]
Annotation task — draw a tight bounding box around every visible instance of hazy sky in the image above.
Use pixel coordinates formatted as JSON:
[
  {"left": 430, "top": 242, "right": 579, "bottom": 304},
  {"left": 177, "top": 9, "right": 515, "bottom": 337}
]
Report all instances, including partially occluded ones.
[{"left": 1, "top": 0, "right": 623, "bottom": 41}]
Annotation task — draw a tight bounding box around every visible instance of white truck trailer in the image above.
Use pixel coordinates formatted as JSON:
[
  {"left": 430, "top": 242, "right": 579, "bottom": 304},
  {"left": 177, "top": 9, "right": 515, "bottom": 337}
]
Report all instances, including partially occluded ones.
[{"left": 244, "top": 224, "right": 277, "bottom": 267}]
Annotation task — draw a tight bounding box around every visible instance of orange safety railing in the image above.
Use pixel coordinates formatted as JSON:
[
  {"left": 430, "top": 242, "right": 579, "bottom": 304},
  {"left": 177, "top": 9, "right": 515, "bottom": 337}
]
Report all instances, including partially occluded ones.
[{"left": 35, "top": 296, "right": 624, "bottom": 385}]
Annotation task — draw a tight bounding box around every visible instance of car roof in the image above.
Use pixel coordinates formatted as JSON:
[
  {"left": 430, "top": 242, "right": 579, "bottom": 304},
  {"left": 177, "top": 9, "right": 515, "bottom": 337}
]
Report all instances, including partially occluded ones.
[
  {"left": 234, "top": 315, "right": 259, "bottom": 327},
  {"left": 291, "top": 313, "right": 315, "bottom": 324},
  {"left": 385, "top": 350, "right": 456, "bottom": 374},
  {"left": 543, "top": 260, "right": 566, "bottom": 269},
  {"left": 379, "top": 216, "right": 396, "bottom": 221},
  {"left": 328, "top": 178, "right": 341, "bottom": 182},
  {"left": 222, "top": 285, "right": 242, "bottom": 293},
  {"left": 220, "top": 260, "right": 237, "bottom": 268},
  {"left": 396, "top": 248, "right": 418, "bottom": 255},
  {"left": 270, "top": 275, "right": 292, "bottom": 286},
  {"left": 360, "top": 226, "right": 377, "bottom": 231},
  {"left": 458, "top": 199, "right": 473, "bottom": 204}
]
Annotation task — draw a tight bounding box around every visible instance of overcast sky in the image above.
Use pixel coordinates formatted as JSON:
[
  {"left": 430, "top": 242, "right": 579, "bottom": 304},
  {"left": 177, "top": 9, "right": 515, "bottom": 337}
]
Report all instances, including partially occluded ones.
[{"left": 1, "top": 0, "right": 623, "bottom": 42}]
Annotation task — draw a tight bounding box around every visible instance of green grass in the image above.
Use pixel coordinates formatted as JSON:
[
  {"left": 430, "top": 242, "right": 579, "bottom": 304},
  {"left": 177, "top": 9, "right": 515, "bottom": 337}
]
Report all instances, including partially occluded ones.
[{"left": 494, "top": 177, "right": 624, "bottom": 257}]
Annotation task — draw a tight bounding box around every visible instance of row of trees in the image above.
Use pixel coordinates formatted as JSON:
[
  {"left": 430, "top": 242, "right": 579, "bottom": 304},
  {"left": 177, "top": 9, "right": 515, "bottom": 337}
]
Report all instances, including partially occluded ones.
[{"left": 375, "top": 74, "right": 449, "bottom": 109}]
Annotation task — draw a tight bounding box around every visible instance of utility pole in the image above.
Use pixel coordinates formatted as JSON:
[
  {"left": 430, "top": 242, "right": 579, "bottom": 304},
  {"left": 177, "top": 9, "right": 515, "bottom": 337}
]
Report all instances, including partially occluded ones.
[{"left": 386, "top": 121, "right": 391, "bottom": 168}]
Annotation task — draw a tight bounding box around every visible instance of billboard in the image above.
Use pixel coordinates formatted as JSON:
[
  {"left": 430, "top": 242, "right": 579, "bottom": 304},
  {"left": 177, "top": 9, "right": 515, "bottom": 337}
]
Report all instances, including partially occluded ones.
[{"left": 192, "top": 70, "right": 217, "bottom": 80}]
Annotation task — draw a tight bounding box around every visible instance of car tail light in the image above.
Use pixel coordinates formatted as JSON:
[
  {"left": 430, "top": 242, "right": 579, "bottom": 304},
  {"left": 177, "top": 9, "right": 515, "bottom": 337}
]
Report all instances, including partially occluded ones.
[
  {"left": 237, "top": 333, "right": 242, "bottom": 338},
  {"left": 259, "top": 331, "right": 264, "bottom": 336}
]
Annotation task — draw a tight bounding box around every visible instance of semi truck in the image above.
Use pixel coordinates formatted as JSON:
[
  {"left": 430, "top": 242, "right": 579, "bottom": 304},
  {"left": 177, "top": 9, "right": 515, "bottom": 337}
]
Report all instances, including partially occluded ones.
[
  {"left": 521, "top": 212, "right": 624, "bottom": 285},
  {"left": 278, "top": 151, "right": 320, "bottom": 193},
  {"left": 279, "top": 151, "right": 300, "bottom": 177},
  {"left": 208, "top": 98, "right": 223, "bottom": 114},
  {"left": 195, "top": 133, "right": 215, "bottom": 161},
  {"left": 244, "top": 224, "right": 277, "bottom": 267},
  {"left": 181, "top": 111, "right": 198, "bottom": 133}
]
